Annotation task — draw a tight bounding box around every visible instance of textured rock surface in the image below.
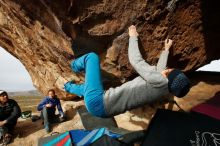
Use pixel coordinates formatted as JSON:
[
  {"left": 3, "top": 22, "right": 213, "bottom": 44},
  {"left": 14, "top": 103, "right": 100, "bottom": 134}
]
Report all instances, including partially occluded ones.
[{"left": 0, "top": 0, "right": 220, "bottom": 97}]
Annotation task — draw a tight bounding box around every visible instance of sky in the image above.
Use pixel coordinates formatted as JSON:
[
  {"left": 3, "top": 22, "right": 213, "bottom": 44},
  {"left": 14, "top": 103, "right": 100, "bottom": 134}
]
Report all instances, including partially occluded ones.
[
  {"left": 0, "top": 47, "right": 220, "bottom": 92},
  {"left": 197, "top": 59, "right": 220, "bottom": 72},
  {"left": 0, "top": 47, "right": 35, "bottom": 92}
]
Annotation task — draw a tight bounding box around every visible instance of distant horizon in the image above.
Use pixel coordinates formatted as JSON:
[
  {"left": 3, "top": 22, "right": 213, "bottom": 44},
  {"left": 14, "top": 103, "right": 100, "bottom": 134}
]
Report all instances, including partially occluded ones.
[
  {"left": 0, "top": 46, "right": 220, "bottom": 92},
  {"left": 8, "top": 89, "right": 39, "bottom": 92}
]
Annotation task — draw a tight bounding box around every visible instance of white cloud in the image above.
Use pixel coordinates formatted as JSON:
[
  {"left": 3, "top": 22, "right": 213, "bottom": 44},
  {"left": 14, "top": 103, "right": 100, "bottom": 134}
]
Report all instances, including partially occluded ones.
[
  {"left": 0, "top": 47, "right": 35, "bottom": 91},
  {"left": 197, "top": 59, "right": 220, "bottom": 72}
]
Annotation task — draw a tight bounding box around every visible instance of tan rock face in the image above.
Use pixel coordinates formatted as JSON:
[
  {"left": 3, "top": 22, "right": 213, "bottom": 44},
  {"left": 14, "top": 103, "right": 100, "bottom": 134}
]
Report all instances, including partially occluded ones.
[{"left": 0, "top": 0, "right": 220, "bottom": 98}]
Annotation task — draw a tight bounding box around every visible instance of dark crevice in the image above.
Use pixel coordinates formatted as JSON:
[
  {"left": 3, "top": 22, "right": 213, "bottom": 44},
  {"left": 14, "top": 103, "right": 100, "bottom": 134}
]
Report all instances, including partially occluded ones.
[
  {"left": 167, "top": 53, "right": 190, "bottom": 70},
  {"left": 201, "top": 0, "right": 220, "bottom": 62},
  {"left": 188, "top": 71, "right": 220, "bottom": 86}
]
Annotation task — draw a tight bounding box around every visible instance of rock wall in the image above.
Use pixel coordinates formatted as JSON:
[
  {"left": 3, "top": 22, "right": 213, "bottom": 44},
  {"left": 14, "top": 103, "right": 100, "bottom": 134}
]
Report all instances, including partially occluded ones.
[{"left": 0, "top": 0, "right": 220, "bottom": 98}]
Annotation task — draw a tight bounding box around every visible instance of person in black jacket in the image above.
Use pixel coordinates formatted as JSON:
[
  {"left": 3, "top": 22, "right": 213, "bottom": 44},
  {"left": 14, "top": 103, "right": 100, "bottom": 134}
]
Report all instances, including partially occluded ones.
[{"left": 0, "top": 90, "right": 21, "bottom": 144}]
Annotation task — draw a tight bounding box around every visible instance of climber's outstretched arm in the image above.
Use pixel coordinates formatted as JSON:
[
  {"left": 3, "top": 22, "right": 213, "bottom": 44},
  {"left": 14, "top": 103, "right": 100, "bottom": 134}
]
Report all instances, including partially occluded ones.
[
  {"left": 156, "top": 39, "right": 173, "bottom": 72},
  {"left": 128, "top": 25, "right": 167, "bottom": 85}
]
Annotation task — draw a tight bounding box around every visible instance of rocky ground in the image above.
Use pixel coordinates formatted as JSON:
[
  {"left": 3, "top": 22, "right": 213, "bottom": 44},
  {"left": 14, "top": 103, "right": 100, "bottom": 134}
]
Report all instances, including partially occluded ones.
[{"left": 7, "top": 72, "right": 220, "bottom": 146}]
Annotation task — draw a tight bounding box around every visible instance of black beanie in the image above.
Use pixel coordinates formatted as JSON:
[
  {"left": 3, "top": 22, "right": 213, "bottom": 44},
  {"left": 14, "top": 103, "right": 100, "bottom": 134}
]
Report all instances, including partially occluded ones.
[
  {"left": 0, "top": 90, "right": 7, "bottom": 96},
  {"left": 168, "top": 69, "right": 190, "bottom": 98}
]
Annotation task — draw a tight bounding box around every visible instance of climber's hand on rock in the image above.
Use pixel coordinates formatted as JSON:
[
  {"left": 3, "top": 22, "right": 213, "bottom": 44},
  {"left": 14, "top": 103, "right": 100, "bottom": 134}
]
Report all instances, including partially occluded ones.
[
  {"left": 165, "top": 39, "right": 173, "bottom": 51},
  {"left": 129, "top": 25, "right": 139, "bottom": 37}
]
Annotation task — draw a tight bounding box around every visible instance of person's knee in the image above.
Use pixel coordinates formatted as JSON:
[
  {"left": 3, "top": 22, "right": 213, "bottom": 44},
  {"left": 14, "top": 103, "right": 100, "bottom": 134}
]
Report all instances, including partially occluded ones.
[
  {"left": 70, "top": 58, "right": 85, "bottom": 73},
  {"left": 3, "top": 123, "right": 16, "bottom": 133},
  {"left": 87, "top": 52, "right": 99, "bottom": 60},
  {"left": 70, "top": 52, "right": 99, "bottom": 72}
]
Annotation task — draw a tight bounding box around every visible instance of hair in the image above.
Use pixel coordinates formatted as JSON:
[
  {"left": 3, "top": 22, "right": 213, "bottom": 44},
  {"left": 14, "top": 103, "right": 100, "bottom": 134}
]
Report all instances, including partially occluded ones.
[{"left": 48, "top": 89, "right": 55, "bottom": 95}]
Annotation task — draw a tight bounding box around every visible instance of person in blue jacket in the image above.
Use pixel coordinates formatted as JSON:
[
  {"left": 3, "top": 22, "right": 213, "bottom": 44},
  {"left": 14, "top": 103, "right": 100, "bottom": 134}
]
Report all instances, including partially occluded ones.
[{"left": 37, "top": 89, "right": 65, "bottom": 133}]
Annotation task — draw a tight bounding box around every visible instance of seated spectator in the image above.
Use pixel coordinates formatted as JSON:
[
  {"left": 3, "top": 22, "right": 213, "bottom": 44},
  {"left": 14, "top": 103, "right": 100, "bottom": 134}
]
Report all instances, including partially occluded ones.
[
  {"left": 37, "top": 89, "right": 65, "bottom": 133},
  {"left": 0, "top": 90, "right": 21, "bottom": 145}
]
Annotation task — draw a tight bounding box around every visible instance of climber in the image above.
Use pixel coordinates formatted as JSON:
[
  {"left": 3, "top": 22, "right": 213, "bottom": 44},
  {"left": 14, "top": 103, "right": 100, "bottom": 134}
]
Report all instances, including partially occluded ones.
[
  {"left": 64, "top": 25, "right": 191, "bottom": 118},
  {"left": 0, "top": 90, "right": 21, "bottom": 145},
  {"left": 37, "top": 89, "right": 65, "bottom": 133}
]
